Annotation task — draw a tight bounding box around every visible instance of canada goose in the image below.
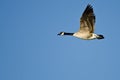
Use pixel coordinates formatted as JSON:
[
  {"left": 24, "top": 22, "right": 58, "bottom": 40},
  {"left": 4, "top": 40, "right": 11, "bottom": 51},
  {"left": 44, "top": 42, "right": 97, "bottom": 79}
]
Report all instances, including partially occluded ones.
[{"left": 58, "top": 4, "right": 104, "bottom": 40}]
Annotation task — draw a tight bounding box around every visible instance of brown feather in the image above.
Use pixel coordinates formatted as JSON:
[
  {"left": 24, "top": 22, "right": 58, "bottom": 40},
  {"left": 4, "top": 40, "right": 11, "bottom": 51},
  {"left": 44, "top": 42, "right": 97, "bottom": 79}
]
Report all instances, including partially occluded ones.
[{"left": 80, "top": 4, "right": 95, "bottom": 33}]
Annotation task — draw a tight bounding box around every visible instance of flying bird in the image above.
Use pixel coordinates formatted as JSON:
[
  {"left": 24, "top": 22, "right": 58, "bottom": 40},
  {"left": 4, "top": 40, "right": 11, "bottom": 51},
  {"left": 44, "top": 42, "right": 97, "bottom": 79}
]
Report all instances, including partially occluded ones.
[{"left": 58, "top": 4, "right": 104, "bottom": 40}]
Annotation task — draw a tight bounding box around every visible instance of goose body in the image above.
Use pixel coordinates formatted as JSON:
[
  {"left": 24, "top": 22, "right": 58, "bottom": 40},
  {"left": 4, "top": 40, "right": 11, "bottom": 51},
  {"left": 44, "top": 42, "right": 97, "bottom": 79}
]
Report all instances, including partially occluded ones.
[{"left": 58, "top": 4, "right": 104, "bottom": 40}]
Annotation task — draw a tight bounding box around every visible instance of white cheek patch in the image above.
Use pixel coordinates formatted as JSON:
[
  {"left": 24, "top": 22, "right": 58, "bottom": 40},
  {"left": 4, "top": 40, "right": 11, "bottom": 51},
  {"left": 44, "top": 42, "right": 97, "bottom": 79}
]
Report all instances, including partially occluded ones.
[{"left": 61, "top": 32, "right": 64, "bottom": 36}]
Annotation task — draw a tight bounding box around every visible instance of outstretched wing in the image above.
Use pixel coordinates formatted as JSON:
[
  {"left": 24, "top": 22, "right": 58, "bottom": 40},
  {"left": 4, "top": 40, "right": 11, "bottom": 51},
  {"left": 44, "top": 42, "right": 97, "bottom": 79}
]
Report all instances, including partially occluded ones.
[{"left": 80, "top": 4, "right": 95, "bottom": 33}]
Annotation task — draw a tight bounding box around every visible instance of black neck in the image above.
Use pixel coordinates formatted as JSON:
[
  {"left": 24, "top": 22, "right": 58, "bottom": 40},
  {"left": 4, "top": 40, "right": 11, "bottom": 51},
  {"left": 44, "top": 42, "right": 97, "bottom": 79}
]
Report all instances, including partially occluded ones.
[{"left": 64, "top": 32, "right": 74, "bottom": 36}]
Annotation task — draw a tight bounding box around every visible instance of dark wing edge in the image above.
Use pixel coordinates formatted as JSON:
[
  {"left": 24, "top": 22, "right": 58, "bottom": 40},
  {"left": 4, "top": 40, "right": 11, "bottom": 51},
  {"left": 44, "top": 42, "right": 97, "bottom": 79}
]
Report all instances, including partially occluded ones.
[{"left": 80, "top": 4, "right": 96, "bottom": 33}]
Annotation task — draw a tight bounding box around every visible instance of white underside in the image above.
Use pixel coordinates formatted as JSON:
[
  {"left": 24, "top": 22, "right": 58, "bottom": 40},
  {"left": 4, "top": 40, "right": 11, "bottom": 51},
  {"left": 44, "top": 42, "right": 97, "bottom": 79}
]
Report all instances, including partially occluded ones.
[{"left": 73, "top": 32, "right": 97, "bottom": 40}]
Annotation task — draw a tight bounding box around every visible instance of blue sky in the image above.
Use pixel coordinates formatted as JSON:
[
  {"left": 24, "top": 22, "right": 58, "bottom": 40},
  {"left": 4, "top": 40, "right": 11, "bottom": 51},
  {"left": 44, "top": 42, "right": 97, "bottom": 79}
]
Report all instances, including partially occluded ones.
[{"left": 1, "top": 0, "right": 120, "bottom": 80}]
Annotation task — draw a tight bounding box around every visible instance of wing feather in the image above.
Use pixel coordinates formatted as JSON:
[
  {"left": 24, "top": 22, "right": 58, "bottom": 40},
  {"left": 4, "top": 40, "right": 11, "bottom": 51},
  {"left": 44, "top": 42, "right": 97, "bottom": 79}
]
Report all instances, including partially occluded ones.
[{"left": 80, "top": 4, "right": 95, "bottom": 33}]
